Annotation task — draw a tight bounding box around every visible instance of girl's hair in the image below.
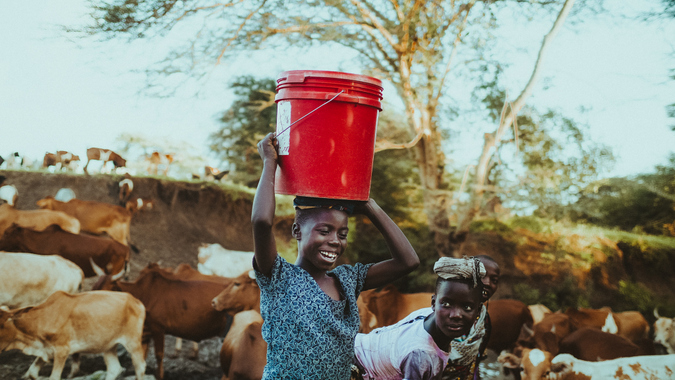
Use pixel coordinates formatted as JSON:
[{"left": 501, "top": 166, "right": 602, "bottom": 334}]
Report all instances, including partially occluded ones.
[{"left": 294, "top": 207, "right": 348, "bottom": 227}]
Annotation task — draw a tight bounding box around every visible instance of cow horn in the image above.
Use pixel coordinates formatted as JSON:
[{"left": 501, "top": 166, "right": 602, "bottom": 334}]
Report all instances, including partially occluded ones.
[
  {"left": 0, "top": 306, "right": 9, "bottom": 312},
  {"left": 654, "top": 308, "right": 661, "bottom": 319},
  {"left": 90, "top": 257, "right": 106, "bottom": 276},
  {"left": 248, "top": 270, "right": 256, "bottom": 280},
  {"left": 111, "top": 267, "right": 125, "bottom": 282}
]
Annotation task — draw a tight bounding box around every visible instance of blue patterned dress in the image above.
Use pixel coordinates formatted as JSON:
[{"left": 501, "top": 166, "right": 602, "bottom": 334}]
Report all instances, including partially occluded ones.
[{"left": 255, "top": 256, "right": 372, "bottom": 380}]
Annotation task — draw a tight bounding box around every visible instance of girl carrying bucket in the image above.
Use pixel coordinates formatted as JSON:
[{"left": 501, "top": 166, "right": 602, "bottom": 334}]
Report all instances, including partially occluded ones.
[{"left": 252, "top": 132, "right": 420, "bottom": 380}]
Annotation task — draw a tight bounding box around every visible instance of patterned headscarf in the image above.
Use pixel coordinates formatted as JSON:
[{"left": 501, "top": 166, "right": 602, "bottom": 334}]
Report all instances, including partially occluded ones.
[{"left": 433, "top": 256, "right": 486, "bottom": 288}]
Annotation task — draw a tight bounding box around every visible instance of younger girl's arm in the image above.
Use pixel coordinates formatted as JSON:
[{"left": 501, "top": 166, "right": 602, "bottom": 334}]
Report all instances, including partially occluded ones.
[
  {"left": 252, "top": 132, "right": 279, "bottom": 277},
  {"left": 359, "top": 199, "right": 420, "bottom": 290}
]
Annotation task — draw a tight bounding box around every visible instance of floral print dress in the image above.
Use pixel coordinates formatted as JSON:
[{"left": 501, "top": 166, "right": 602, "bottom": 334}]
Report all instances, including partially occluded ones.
[{"left": 255, "top": 256, "right": 372, "bottom": 380}]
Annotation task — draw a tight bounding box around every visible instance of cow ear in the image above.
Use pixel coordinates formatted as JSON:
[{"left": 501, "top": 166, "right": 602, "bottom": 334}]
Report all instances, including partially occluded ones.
[
  {"left": 497, "top": 352, "right": 521, "bottom": 369},
  {"left": 550, "top": 360, "right": 571, "bottom": 375},
  {"left": 248, "top": 270, "right": 256, "bottom": 280}
]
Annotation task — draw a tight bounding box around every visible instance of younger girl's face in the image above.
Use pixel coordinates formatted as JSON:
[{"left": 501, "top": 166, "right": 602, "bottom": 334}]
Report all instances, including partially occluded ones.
[
  {"left": 293, "top": 209, "right": 349, "bottom": 272},
  {"left": 432, "top": 280, "right": 483, "bottom": 340}
]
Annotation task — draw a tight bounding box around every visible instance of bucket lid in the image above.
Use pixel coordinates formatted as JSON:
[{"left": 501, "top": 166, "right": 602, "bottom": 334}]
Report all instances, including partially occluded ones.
[{"left": 277, "top": 70, "right": 383, "bottom": 87}]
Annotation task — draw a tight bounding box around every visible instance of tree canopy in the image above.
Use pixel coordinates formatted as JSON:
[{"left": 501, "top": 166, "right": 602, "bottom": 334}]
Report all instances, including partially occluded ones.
[{"left": 81, "top": 0, "right": 602, "bottom": 255}]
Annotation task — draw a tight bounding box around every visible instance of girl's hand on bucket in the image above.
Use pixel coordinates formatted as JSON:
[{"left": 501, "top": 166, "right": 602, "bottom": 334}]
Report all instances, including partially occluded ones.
[
  {"left": 352, "top": 198, "right": 378, "bottom": 216},
  {"left": 257, "top": 132, "right": 278, "bottom": 163}
]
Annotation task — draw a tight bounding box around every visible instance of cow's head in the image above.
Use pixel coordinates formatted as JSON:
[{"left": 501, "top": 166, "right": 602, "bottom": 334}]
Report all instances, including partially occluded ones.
[
  {"left": 0, "top": 306, "right": 28, "bottom": 352},
  {"left": 113, "top": 156, "right": 127, "bottom": 168},
  {"left": 35, "top": 196, "right": 57, "bottom": 209},
  {"left": 654, "top": 308, "right": 675, "bottom": 354},
  {"left": 499, "top": 348, "right": 555, "bottom": 380},
  {"left": 211, "top": 270, "right": 259, "bottom": 313}
]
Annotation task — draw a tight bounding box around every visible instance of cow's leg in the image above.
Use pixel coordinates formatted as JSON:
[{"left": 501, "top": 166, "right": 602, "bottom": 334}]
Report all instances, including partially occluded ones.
[
  {"left": 169, "top": 337, "right": 182, "bottom": 358},
  {"left": 83, "top": 159, "right": 91, "bottom": 174},
  {"left": 189, "top": 341, "right": 199, "bottom": 360},
  {"left": 124, "top": 339, "right": 148, "bottom": 380},
  {"left": 67, "top": 353, "right": 81, "bottom": 378},
  {"left": 48, "top": 347, "right": 70, "bottom": 380},
  {"left": 23, "top": 357, "right": 46, "bottom": 379},
  {"left": 102, "top": 347, "right": 124, "bottom": 380},
  {"left": 151, "top": 329, "right": 166, "bottom": 379}
]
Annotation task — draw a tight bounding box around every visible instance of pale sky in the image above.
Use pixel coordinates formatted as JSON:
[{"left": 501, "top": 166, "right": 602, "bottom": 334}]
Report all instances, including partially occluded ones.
[{"left": 1, "top": 0, "right": 674, "bottom": 179}]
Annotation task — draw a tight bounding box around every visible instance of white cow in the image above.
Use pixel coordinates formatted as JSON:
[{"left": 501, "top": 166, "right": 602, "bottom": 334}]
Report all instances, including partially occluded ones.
[
  {"left": 0, "top": 185, "right": 18, "bottom": 206},
  {"left": 197, "top": 243, "right": 254, "bottom": 278},
  {"left": 549, "top": 353, "right": 675, "bottom": 379},
  {"left": 0, "top": 252, "right": 84, "bottom": 309},
  {"left": 54, "top": 188, "right": 76, "bottom": 203},
  {"left": 654, "top": 308, "right": 675, "bottom": 354}
]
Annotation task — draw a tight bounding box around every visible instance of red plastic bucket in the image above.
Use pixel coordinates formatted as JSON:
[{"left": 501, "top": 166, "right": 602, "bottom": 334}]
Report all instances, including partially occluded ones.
[{"left": 274, "top": 70, "right": 383, "bottom": 201}]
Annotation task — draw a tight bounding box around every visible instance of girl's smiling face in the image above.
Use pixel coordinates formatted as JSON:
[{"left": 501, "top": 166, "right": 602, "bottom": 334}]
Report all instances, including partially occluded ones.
[{"left": 293, "top": 208, "right": 349, "bottom": 272}]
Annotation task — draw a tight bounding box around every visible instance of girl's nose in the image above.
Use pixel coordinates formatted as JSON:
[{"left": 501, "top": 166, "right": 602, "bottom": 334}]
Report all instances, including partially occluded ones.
[{"left": 447, "top": 307, "right": 462, "bottom": 318}]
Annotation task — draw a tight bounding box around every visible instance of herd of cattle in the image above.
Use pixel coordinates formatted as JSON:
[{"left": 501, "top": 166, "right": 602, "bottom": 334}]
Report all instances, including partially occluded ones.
[
  {"left": 0, "top": 149, "right": 229, "bottom": 181},
  {"left": 1, "top": 176, "right": 675, "bottom": 379}
]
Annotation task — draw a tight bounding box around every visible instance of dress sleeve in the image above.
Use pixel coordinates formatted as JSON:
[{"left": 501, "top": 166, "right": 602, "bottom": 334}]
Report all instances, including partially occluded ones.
[
  {"left": 352, "top": 262, "right": 374, "bottom": 296},
  {"left": 400, "top": 350, "right": 444, "bottom": 380},
  {"left": 254, "top": 255, "right": 286, "bottom": 290}
]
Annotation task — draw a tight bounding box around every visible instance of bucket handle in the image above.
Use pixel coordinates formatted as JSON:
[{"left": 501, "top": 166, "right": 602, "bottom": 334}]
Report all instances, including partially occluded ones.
[{"left": 276, "top": 90, "right": 344, "bottom": 137}]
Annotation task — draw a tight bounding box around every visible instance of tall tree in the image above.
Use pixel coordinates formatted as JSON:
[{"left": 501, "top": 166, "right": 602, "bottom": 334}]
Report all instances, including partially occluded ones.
[
  {"left": 209, "top": 76, "right": 277, "bottom": 185},
  {"left": 81, "top": 0, "right": 583, "bottom": 256}
]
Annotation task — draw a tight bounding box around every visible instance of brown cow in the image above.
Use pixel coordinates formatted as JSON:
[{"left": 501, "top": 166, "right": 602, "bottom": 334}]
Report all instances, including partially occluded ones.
[
  {"left": 565, "top": 306, "right": 648, "bottom": 343},
  {"left": 219, "top": 310, "right": 267, "bottom": 380},
  {"left": 564, "top": 306, "right": 617, "bottom": 333},
  {"left": 357, "top": 284, "right": 432, "bottom": 328},
  {"left": 0, "top": 224, "right": 128, "bottom": 279},
  {"left": 486, "top": 299, "right": 534, "bottom": 353},
  {"left": 613, "top": 310, "right": 650, "bottom": 343},
  {"left": 558, "top": 327, "right": 641, "bottom": 360},
  {"left": 520, "top": 312, "right": 572, "bottom": 355},
  {"left": 147, "top": 151, "right": 174, "bottom": 176},
  {"left": 204, "top": 166, "right": 230, "bottom": 182},
  {"left": 0, "top": 291, "right": 146, "bottom": 380},
  {"left": 126, "top": 197, "right": 155, "bottom": 213},
  {"left": 0, "top": 203, "right": 80, "bottom": 238},
  {"left": 42, "top": 151, "right": 80, "bottom": 171},
  {"left": 119, "top": 176, "right": 134, "bottom": 203},
  {"left": 108, "top": 264, "right": 234, "bottom": 379},
  {"left": 211, "top": 271, "right": 261, "bottom": 314},
  {"left": 36, "top": 196, "right": 132, "bottom": 248},
  {"left": 83, "top": 147, "right": 126, "bottom": 174}
]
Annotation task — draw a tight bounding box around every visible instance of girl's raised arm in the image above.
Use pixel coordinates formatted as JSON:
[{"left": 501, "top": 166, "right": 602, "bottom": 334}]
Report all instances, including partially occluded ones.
[
  {"left": 251, "top": 132, "right": 279, "bottom": 277},
  {"left": 358, "top": 199, "right": 420, "bottom": 290}
]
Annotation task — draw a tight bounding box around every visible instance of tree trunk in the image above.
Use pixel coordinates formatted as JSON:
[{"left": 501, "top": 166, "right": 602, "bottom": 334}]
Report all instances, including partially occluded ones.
[{"left": 452, "top": 0, "right": 576, "bottom": 255}]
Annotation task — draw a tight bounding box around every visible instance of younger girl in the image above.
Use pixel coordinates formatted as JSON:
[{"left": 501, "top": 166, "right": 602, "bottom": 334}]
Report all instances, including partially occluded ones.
[
  {"left": 253, "top": 132, "right": 420, "bottom": 380},
  {"left": 353, "top": 257, "right": 487, "bottom": 380}
]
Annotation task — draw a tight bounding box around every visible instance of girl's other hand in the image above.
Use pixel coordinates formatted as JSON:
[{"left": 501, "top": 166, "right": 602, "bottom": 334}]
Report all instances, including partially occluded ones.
[{"left": 257, "top": 132, "right": 278, "bottom": 163}]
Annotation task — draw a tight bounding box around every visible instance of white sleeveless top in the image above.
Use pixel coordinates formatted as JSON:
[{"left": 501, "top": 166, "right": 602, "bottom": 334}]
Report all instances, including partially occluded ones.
[{"left": 354, "top": 308, "right": 451, "bottom": 380}]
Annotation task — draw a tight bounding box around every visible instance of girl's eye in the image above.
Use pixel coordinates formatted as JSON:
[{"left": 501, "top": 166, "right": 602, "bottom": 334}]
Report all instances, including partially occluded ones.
[
  {"left": 441, "top": 302, "right": 451, "bottom": 307},
  {"left": 338, "top": 233, "right": 348, "bottom": 239},
  {"left": 464, "top": 305, "right": 474, "bottom": 311}
]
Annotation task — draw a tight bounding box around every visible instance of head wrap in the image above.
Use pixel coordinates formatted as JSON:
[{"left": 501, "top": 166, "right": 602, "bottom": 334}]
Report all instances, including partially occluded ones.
[
  {"left": 293, "top": 196, "right": 356, "bottom": 215},
  {"left": 433, "top": 256, "right": 486, "bottom": 288}
]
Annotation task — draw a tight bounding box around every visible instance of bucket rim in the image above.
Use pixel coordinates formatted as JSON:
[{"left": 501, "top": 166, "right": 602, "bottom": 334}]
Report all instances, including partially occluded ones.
[{"left": 277, "top": 70, "right": 382, "bottom": 87}]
